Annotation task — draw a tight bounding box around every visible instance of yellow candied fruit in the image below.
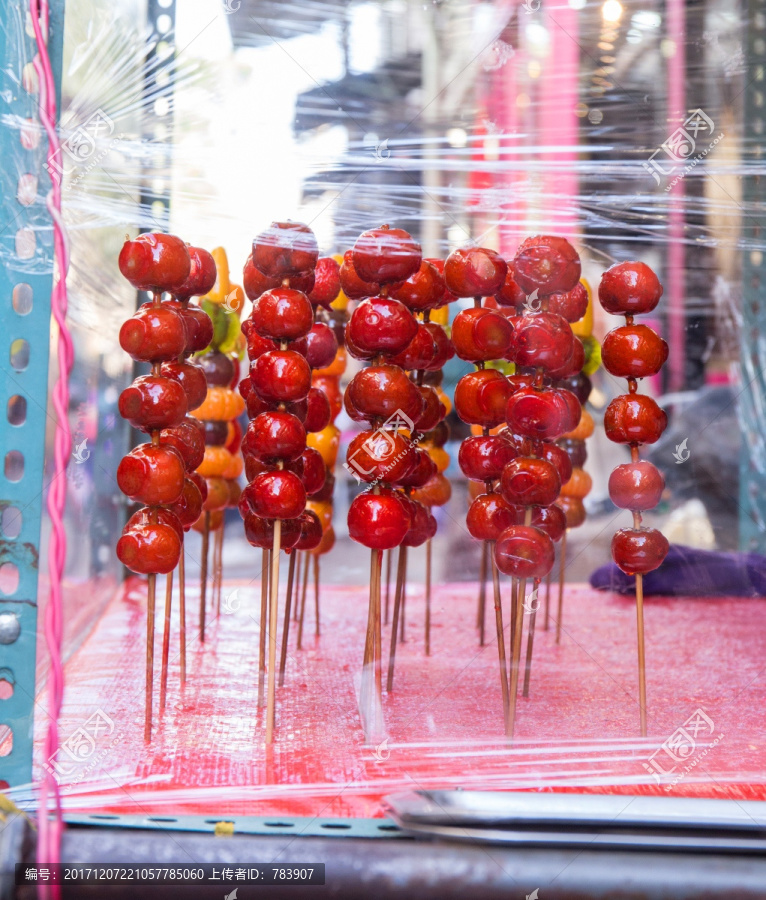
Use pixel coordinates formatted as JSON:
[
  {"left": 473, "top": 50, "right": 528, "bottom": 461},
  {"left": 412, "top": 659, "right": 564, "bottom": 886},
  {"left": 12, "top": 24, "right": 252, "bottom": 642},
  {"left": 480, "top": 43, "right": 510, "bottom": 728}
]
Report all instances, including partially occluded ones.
[
  {"left": 306, "top": 500, "right": 333, "bottom": 531},
  {"left": 314, "top": 346, "right": 347, "bottom": 378},
  {"left": 570, "top": 277, "right": 593, "bottom": 338},
  {"left": 560, "top": 467, "right": 593, "bottom": 500},
  {"left": 307, "top": 423, "right": 340, "bottom": 469},
  {"left": 197, "top": 445, "right": 234, "bottom": 478},
  {"left": 204, "top": 246, "right": 231, "bottom": 304},
  {"left": 221, "top": 452, "right": 244, "bottom": 481},
  {"left": 429, "top": 306, "right": 449, "bottom": 326},
  {"left": 436, "top": 387, "right": 452, "bottom": 416},
  {"left": 330, "top": 254, "right": 349, "bottom": 311},
  {"left": 427, "top": 445, "right": 450, "bottom": 473},
  {"left": 561, "top": 407, "right": 594, "bottom": 441},
  {"left": 194, "top": 386, "right": 246, "bottom": 421}
]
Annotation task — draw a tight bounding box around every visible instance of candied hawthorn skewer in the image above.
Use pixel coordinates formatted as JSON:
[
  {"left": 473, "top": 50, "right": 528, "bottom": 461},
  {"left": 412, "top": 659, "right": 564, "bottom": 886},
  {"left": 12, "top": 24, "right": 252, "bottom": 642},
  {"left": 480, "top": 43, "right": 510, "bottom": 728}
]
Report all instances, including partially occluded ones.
[
  {"left": 116, "top": 232, "right": 196, "bottom": 741},
  {"left": 240, "top": 221, "right": 317, "bottom": 743},
  {"left": 447, "top": 245, "right": 513, "bottom": 733},
  {"left": 158, "top": 245, "right": 216, "bottom": 690},
  {"left": 497, "top": 235, "right": 581, "bottom": 736},
  {"left": 195, "top": 249, "right": 246, "bottom": 630},
  {"left": 344, "top": 225, "right": 421, "bottom": 739},
  {"left": 599, "top": 260, "right": 669, "bottom": 737},
  {"left": 389, "top": 256, "right": 454, "bottom": 654},
  {"left": 295, "top": 257, "right": 342, "bottom": 644},
  {"left": 545, "top": 278, "right": 597, "bottom": 641}
]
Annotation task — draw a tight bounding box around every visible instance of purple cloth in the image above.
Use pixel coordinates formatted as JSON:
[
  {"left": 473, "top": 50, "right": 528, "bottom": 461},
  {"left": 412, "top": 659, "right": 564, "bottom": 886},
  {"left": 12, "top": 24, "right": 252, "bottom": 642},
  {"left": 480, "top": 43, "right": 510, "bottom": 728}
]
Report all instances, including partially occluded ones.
[{"left": 589, "top": 544, "right": 766, "bottom": 597}]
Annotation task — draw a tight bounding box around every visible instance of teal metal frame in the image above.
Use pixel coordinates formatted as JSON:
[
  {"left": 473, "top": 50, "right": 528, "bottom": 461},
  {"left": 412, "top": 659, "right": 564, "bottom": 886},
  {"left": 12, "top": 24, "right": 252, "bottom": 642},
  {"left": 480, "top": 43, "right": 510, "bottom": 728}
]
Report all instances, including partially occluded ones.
[
  {"left": 0, "top": 0, "right": 65, "bottom": 788},
  {"left": 63, "top": 813, "right": 406, "bottom": 840}
]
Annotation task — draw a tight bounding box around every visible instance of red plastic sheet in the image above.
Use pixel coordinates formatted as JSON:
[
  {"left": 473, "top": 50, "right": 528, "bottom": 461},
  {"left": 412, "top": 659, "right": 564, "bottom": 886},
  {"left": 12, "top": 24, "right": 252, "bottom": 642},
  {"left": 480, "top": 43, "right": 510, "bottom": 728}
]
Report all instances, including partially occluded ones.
[{"left": 36, "top": 575, "right": 766, "bottom": 819}]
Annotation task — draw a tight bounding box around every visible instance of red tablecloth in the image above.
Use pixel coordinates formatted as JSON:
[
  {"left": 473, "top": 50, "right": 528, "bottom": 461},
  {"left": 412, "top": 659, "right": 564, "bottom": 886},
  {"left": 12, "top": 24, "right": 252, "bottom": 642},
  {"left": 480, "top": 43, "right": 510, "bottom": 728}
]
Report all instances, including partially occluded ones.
[{"left": 37, "top": 574, "right": 766, "bottom": 819}]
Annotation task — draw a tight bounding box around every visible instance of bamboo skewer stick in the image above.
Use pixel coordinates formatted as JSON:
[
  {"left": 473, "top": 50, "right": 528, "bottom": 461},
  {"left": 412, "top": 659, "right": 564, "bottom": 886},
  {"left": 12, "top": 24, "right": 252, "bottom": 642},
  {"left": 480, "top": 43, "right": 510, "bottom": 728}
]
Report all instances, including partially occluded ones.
[
  {"left": 399, "top": 549, "right": 407, "bottom": 644},
  {"left": 199, "top": 511, "right": 210, "bottom": 642},
  {"left": 509, "top": 577, "right": 519, "bottom": 662},
  {"left": 522, "top": 578, "right": 541, "bottom": 698},
  {"left": 159, "top": 570, "right": 173, "bottom": 716},
  {"left": 387, "top": 545, "right": 407, "bottom": 692},
  {"left": 314, "top": 554, "right": 320, "bottom": 636},
  {"left": 279, "top": 551, "right": 297, "bottom": 687},
  {"left": 213, "top": 522, "right": 224, "bottom": 617},
  {"left": 266, "top": 520, "right": 282, "bottom": 744},
  {"left": 145, "top": 574, "right": 156, "bottom": 743},
  {"left": 372, "top": 550, "right": 382, "bottom": 722},
  {"left": 489, "top": 542, "right": 511, "bottom": 736},
  {"left": 425, "top": 538, "right": 432, "bottom": 656},
  {"left": 258, "top": 549, "right": 268, "bottom": 708},
  {"left": 361, "top": 550, "right": 378, "bottom": 725},
  {"left": 543, "top": 569, "right": 551, "bottom": 632},
  {"left": 556, "top": 529, "right": 567, "bottom": 644},
  {"left": 477, "top": 539, "right": 488, "bottom": 646},
  {"left": 508, "top": 574, "right": 526, "bottom": 739},
  {"left": 384, "top": 548, "right": 392, "bottom": 625},
  {"left": 508, "top": 509, "right": 533, "bottom": 738},
  {"left": 178, "top": 551, "right": 186, "bottom": 686},
  {"left": 636, "top": 572, "right": 648, "bottom": 737},
  {"left": 297, "top": 551, "right": 310, "bottom": 650},
  {"left": 293, "top": 551, "right": 302, "bottom": 621}
]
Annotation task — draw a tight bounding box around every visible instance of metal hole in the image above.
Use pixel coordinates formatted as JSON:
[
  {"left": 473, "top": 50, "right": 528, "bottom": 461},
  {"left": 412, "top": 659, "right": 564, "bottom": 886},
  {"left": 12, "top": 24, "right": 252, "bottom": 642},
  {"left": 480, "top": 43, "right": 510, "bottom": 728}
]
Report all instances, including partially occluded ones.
[
  {"left": 1, "top": 507, "right": 21, "bottom": 539},
  {"left": 16, "top": 173, "right": 37, "bottom": 206},
  {"left": 15, "top": 228, "right": 36, "bottom": 260},
  {"left": 148, "top": 817, "right": 177, "bottom": 822},
  {"left": 0, "top": 669, "right": 14, "bottom": 700},
  {"left": 90, "top": 814, "right": 119, "bottom": 820},
  {"left": 0, "top": 563, "right": 20, "bottom": 596},
  {"left": 7, "top": 396, "right": 26, "bottom": 426},
  {"left": 320, "top": 823, "right": 352, "bottom": 830},
  {"left": 0, "top": 725, "right": 12, "bottom": 757},
  {"left": 4, "top": 451, "right": 24, "bottom": 482},
  {"left": 10, "top": 339, "right": 29, "bottom": 371},
  {"left": 262, "top": 822, "right": 294, "bottom": 828},
  {"left": 12, "top": 283, "right": 32, "bottom": 315},
  {"left": 21, "top": 61, "right": 38, "bottom": 94}
]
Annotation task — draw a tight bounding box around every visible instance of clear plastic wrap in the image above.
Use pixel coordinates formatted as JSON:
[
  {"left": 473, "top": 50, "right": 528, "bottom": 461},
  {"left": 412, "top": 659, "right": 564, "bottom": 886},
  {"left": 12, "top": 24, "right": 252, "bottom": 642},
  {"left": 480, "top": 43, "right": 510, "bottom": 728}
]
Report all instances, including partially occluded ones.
[{"left": 4, "top": 0, "right": 765, "bottom": 816}]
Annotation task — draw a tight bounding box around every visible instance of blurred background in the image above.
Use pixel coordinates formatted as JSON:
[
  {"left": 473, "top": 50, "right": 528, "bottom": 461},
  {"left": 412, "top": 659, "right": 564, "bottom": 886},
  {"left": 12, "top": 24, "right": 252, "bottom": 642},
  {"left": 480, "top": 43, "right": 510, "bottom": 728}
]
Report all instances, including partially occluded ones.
[{"left": 47, "top": 0, "right": 761, "bottom": 633}]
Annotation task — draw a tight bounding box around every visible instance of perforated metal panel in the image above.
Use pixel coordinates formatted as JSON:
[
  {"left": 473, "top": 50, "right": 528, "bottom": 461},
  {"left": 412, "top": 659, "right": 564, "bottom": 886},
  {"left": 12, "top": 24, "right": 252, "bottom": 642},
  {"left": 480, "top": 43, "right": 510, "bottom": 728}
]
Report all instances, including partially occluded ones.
[
  {"left": 0, "top": 0, "right": 65, "bottom": 788},
  {"left": 740, "top": 0, "right": 766, "bottom": 551}
]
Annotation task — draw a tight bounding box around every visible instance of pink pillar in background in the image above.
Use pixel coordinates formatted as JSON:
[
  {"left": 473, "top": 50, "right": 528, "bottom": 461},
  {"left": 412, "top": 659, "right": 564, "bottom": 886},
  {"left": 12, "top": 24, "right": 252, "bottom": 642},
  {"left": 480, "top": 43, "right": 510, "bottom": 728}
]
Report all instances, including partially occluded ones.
[
  {"left": 667, "top": 0, "right": 687, "bottom": 392},
  {"left": 540, "top": 2, "right": 580, "bottom": 239},
  {"left": 487, "top": 23, "right": 522, "bottom": 258}
]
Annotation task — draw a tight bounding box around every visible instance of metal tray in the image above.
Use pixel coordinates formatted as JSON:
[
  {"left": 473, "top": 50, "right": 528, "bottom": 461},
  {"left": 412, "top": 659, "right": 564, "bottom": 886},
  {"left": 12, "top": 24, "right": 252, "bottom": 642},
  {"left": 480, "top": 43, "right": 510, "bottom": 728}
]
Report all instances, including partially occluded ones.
[{"left": 383, "top": 791, "right": 766, "bottom": 853}]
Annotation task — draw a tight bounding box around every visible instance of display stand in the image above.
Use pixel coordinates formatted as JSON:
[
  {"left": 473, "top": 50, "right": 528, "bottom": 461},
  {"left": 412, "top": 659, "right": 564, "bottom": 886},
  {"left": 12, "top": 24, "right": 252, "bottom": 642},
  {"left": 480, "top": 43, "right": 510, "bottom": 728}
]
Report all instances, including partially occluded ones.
[{"left": 0, "top": 0, "right": 65, "bottom": 789}]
